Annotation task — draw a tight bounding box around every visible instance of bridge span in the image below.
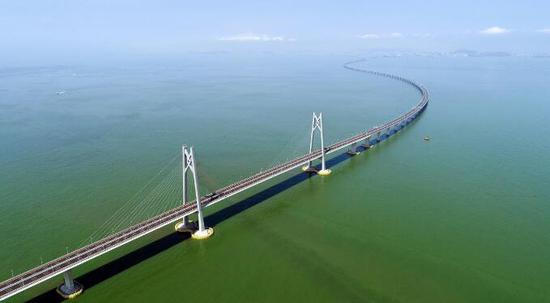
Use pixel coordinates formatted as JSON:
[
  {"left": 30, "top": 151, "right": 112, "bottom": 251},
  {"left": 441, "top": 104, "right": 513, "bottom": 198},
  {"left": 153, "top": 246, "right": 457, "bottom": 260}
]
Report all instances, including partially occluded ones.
[{"left": 0, "top": 60, "right": 429, "bottom": 301}]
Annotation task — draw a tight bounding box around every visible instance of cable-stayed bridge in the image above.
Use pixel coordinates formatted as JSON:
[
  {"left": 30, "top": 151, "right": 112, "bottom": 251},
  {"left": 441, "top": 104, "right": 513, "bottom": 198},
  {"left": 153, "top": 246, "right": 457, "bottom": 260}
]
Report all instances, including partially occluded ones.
[{"left": 0, "top": 60, "right": 429, "bottom": 301}]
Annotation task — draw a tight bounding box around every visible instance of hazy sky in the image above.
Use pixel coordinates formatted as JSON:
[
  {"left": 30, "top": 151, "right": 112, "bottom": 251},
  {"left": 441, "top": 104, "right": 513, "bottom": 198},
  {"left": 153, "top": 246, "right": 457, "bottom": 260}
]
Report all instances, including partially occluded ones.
[{"left": 2, "top": 0, "right": 550, "bottom": 63}]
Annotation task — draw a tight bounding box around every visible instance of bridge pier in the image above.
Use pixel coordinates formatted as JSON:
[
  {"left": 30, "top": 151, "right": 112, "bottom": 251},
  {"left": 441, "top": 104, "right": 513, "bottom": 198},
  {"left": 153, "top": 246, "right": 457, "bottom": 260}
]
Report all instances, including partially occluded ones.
[
  {"left": 302, "top": 112, "right": 331, "bottom": 175},
  {"left": 347, "top": 143, "right": 359, "bottom": 155},
  {"left": 175, "top": 145, "right": 213, "bottom": 239},
  {"left": 362, "top": 136, "right": 371, "bottom": 149},
  {"left": 56, "top": 270, "right": 83, "bottom": 299}
]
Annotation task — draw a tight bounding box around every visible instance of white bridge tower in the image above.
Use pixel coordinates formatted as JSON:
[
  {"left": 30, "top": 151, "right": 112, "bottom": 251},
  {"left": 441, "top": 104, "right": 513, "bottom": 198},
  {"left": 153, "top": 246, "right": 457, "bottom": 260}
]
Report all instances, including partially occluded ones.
[
  {"left": 174, "top": 145, "right": 214, "bottom": 239},
  {"left": 302, "top": 112, "right": 331, "bottom": 176}
]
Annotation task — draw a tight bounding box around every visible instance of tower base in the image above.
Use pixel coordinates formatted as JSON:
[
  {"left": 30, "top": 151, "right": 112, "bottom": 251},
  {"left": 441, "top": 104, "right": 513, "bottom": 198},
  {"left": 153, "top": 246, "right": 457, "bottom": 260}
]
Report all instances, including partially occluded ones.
[
  {"left": 192, "top": 227, "right": 214, "bottom": 240},
  {"left": 318, "top": 169, "right": 332, "bottom": 176},
  {"left": 56, "top": 281, "right": 83, "bottom": 299},
  {"left": 174, "top": 221, "right": 196, "bottom": 233},
  {"left": 301, "top": 165, "right": 317, "bottom": 173}
]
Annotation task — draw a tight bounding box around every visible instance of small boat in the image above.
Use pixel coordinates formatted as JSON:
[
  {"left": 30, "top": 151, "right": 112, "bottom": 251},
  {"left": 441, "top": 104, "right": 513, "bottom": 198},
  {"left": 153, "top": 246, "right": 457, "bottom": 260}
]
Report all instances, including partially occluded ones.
[
  {"left": 424, "top": 136, "right": 431, "bottom": 141},
  {"left": 56, "top": 91, "right": 66, "bottom": 95}
]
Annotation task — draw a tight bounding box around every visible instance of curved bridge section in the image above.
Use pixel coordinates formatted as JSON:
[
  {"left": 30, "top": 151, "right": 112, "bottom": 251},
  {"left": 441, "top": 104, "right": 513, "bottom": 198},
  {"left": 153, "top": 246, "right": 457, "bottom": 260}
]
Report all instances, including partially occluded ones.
[{"left": 0, "top": 60, "right": 429, "bottom": 301}]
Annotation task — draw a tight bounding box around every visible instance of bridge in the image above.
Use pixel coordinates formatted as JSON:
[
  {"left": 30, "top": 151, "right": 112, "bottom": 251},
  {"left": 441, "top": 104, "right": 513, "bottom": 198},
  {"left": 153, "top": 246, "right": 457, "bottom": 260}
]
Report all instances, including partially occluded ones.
[{"left": 0, "top": 60, "right": 429, "bottom": 301}]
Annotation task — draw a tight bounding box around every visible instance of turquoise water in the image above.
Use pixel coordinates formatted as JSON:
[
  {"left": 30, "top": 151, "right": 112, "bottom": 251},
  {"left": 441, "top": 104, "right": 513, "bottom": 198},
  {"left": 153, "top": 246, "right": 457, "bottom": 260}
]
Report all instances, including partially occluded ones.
[{"left": 1, "top": 54, "right": 550, "bottom": 302}]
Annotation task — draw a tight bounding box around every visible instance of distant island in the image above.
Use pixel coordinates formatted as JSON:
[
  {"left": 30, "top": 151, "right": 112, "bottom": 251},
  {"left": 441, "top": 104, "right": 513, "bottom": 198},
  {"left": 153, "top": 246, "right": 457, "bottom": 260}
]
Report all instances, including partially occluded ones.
[{"left": 451, "top": 49, "right": 512, "bottom": 57}]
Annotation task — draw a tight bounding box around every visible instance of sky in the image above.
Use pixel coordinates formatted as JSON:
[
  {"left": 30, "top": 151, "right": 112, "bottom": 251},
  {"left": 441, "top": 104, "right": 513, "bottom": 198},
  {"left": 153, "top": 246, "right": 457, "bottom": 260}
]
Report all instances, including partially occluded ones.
[{"left": 2, "top": 0, "right": 550, "bottom": 63}]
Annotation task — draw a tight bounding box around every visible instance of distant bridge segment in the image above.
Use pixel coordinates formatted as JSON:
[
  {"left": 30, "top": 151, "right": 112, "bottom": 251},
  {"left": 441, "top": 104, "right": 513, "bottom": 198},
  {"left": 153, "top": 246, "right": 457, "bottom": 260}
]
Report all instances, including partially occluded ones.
[{"left": 0, "top": 60, "right": 429, "bottom": 301}]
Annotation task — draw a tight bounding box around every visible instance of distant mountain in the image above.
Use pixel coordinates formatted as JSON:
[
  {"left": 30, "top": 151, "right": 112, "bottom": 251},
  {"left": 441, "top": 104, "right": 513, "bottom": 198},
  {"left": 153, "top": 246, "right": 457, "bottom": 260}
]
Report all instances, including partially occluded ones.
[
  {"left": 451, "top": 49, "right": 512, "bottom": 57},
  {"left": 451, "top": 49, "right": 479, "bottom": 57}
]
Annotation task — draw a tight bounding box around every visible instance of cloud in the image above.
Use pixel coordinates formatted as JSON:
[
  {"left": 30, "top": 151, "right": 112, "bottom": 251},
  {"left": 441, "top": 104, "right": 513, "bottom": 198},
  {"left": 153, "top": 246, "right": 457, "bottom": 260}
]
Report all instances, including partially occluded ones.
[
  {"left": 537, "top": 28, "right": 550, "bottom": 33},
  {"left": 358, "top": 34, "right": 380, "bottom": 39},
  {"left": 218, "top": 33, "right": 294, "bottom": 42},
  {"left": 480, "top": 26, "right": 510, "bottom": 35},
  {"left": 358, "top": 32, "right": 404, "bottom": 39}
]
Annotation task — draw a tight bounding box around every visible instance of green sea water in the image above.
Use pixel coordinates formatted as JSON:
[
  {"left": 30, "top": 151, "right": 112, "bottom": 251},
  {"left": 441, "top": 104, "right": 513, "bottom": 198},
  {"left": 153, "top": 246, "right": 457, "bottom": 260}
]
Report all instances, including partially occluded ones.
[{"left": 1, "top": 54, "right": 549, "bottom": 302}]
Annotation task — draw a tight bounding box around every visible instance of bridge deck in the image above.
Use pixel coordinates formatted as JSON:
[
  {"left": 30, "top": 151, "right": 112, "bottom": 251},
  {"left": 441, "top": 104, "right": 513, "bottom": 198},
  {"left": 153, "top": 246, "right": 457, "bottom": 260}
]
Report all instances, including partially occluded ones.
[{"left": 0, "top": 62, "right": 429, "bottom": 301}]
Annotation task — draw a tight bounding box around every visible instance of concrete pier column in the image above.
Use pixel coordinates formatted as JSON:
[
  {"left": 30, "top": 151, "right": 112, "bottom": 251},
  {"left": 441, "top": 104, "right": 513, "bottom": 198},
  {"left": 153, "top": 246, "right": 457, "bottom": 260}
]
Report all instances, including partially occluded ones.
[
  {"left": 56, "top": 270, "right": 83, "bottom": 299},
  {"left": 347, "top": 143, "right": 359, "bottom": 155},
  {"left": 362, "top": 137, "right": 371, "bottom": 149},
  {"left": 63, "top": 272, "right": 74, "bottom": 291}
]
